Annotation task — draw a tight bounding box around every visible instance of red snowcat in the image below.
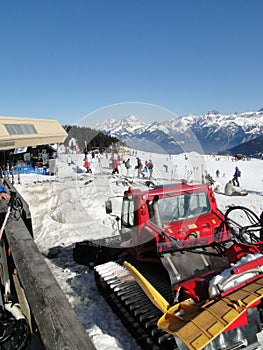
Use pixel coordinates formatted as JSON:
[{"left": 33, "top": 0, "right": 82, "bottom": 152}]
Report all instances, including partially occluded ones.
[{"left": 73, "top": 181, "right": 263, "bottom": 350}]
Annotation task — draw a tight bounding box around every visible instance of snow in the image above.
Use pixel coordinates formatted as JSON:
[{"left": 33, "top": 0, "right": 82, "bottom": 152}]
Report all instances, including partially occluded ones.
[{"left": 12, "top": 150, "right": 263, "bottom": 349}]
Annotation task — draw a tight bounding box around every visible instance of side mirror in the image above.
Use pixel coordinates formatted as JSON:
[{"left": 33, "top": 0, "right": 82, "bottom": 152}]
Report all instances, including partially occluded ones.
[{"left": 105, "top": 200, "right": 112, "bottom": 214}]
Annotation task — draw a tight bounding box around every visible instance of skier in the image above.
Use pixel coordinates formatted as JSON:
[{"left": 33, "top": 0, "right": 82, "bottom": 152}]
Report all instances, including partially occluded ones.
[
  {"left": 232, "top": 166, "right": 241, "bottom": 187},
  {"left": 144, "top": 160, "right": 149, "bottom": 170},
  {"left": 148, "top": 160, "right": 153, "bottom": 179},
  {"left": 112, "top": 159, "right": 119, "bottom": 175},
  {"left": 124, "top": 158, "right": 132, "bottom": 176},
  {"left": 135, "top": 158, "right": 143, "bottom": 178},
  {"left": 205, "top": 173, "right": 215, "bottom": 185},
  {"left": 142, "top": 161, "right": 149, "bottom": 178},
  {"left": 83, "top": 156, "right": 91, "bottom": 173},
  {"left": 67, "top": 154, "right": 72, "bottom": 166}
]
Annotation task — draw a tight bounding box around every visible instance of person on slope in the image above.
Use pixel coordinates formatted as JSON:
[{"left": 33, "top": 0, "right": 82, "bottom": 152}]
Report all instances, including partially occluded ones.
[
  {"left": 112, "top": 159, "right": 119, "bottom": 175},
  {"left": 232, "top": 166, "right": 241, "bottom": 186},
  {"left": 224, "top": 180, "right": 247, "bottom": 196},
  {"left": 135, "top": 158, "right": 143, "bottom": 178},
  {"left": 148, "top": 160, "right": 154, "bottom": 179},
  {"left": 124, "top": 158, "right": 131, "bottom": 176},
  {"left": 141, "top": 160, "right": 149, "bottom": 178},
  {"left": 83, "top": 155, "right": 92, "bottom": 173}
]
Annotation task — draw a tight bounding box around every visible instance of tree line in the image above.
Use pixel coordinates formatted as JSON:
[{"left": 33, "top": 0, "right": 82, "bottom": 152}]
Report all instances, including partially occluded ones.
[{"left": 63, "top": 125, "right": 125, "bottom": 153}]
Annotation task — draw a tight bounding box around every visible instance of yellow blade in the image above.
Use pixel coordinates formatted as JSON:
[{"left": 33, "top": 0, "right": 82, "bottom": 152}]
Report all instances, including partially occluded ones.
[
  {"left": 158, "top": 277, "right": 263, "bottom": 350},
  {"left": 123, "top": 261, "right": 170, "bottom": 314}
]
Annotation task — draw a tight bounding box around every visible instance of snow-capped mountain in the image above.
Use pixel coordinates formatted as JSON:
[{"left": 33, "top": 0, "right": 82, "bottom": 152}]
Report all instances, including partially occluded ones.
[
  {"left": 96, "top": 115, "right": 148, "bottom": 139},
  {"left": 95, "top": 110, "right": 263, "bottom": 154}
]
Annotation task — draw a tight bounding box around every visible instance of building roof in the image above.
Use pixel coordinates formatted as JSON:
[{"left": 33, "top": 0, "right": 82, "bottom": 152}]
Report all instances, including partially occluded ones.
[{"left": 0, "top": 116, "right": 67, "bottom": 150}]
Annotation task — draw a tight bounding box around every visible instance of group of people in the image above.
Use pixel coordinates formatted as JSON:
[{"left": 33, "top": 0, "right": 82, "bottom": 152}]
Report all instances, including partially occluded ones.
[
  {"left": 110, "top": 157, "right": 154, "bottom": 179},
  {"left": 128, "top": 157, "right": 154, "bottom": 179},
  {"left": 211, "top": 166, "right": 244, "bottom": 196},
  {"left": 82, "top": 152, "right": 155, "bottom": 178},
  {"left": 224, "top": 166, "right": 245, "bottom": 196},
  {"left": 85, "top": 153, "right": 244, "bottom": 192}
]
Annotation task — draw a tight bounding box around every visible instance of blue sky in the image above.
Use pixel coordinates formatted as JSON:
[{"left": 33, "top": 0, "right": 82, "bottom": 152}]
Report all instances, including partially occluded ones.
[{"left": 1, "top": 0, "right": 263, "bottom": 127}]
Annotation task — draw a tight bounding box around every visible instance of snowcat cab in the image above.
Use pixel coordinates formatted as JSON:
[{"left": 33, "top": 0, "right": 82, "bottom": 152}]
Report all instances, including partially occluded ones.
[
  {"left": 112, "top": 183, "right": 228, "bottom": 263},
  {"left": 73, "top": 182, "right": 227, "bottom": 266}
]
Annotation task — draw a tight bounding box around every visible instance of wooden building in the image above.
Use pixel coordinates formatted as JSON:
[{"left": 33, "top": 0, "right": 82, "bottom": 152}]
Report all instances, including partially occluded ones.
[{"left": 0, "top": 116, "right": 67, "bottom": 151}]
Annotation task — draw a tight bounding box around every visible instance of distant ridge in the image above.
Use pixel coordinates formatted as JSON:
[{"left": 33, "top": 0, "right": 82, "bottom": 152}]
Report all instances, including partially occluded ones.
[
  {"left": 224, "top": 135, "right": 263, "bottom": 158},
  {"left": 95, "top": 110, "right": 263, "bottom": 156}
]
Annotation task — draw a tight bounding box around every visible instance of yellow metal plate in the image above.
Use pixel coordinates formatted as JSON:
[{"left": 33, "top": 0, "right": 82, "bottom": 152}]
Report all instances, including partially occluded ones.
[{"left": 158, "top": 277, "right": 263, "bottom": 350}]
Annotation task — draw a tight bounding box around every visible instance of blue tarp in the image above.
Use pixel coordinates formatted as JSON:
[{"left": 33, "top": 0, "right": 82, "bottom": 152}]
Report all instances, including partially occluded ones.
[{"left": 4, "top": 165, "right": 49, "bottom": 175}]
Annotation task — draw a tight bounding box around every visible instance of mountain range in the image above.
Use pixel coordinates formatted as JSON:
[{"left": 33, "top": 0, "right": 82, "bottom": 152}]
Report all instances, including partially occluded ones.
[{"left": 95, "top": 109, "right": 263, "bottom": 157}]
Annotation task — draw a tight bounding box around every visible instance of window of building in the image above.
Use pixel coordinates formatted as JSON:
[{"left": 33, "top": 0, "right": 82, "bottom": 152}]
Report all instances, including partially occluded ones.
[{"left": 4, "top": 124, "right": 38, "bottom": 135}]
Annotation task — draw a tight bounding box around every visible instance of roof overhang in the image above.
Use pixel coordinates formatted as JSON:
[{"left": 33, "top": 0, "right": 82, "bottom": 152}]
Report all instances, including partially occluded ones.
[{"left": 0, "top": 116, "right": 67, "bottom": 150}]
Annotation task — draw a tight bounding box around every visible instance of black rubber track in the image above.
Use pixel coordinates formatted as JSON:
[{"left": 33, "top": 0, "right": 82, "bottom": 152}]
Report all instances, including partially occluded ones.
[{"left": 94, "top": 258, "right": 178, "bottom": 350}]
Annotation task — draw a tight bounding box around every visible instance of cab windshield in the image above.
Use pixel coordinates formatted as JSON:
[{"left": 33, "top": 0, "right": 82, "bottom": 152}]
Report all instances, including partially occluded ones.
[{"left": 148, "top": 191, "right": 210, "bottom": 225}]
